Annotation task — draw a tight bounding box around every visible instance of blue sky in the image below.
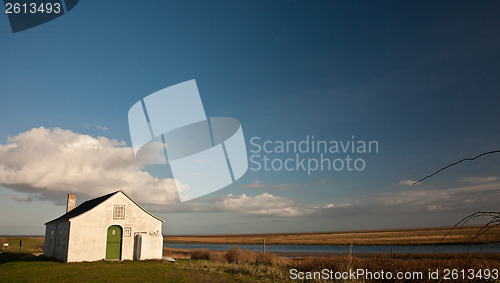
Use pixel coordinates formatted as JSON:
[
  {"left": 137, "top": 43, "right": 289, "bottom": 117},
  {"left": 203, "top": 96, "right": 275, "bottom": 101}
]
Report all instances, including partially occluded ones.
[{"left": 1, "top": 1, "right": 499, "bottom": 235}]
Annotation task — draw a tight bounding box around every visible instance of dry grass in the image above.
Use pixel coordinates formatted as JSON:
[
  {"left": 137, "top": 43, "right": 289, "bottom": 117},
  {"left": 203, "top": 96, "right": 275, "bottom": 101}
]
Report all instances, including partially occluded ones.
[
  {"left": 190, "top": 248, "right": 211, "bottom": 260},
  {"left": 176, "top": 258, "right": 289, "bottom": 282},
  {"left": 256, "top": 251, "right": 288, "bottom": 266},
  {"left": 162, "top": 247, "right": 191, "bottom": 259},
  {"left": 209, "top": 250, "right": 227, "bottom": 263},
  {"left": 162, "top": 246, "right": 500, "bottom": 282},
  {"left": 292, "top": 254, "right": 500, "bottom": 282},
  {"left": 177, "top": 247, "right": 290, "bottom": 281},
  {"left": 227, "top": 246, "right": 256, "bottom": 264},
  {"left": 167, "top": 246, "right": 289, "bottom": 267},
  {"left": 165, "top": 225, "right": 500, "bottom": 245}
]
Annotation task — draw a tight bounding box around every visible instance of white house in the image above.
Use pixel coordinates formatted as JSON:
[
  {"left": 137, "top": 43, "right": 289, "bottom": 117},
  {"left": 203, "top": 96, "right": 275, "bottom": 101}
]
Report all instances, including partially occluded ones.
[{"left": 43, "top": 190, "right": 164, "bottom": 262}]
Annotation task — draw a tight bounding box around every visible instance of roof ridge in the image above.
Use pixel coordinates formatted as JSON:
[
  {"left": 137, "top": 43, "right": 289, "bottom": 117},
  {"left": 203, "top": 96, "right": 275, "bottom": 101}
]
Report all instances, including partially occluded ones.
[
  {"left": 44, "top": 191, "right": 120, "bottom": 225},
  {"left": 44, "top": 190, "right": 164, "bottom": 224}
]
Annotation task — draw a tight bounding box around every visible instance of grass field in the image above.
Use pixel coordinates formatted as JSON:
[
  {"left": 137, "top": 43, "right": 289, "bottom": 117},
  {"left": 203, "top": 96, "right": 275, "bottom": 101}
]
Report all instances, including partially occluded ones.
[
  {"left": 164, "top": 226, "right": 500, "bottom": 245},
  {"left": 0, "top": 253, "right": 273, "bottom": 282},
  {"left": 0, "top": 236, "right": 44, "bottom": 253},
  {"left": 1, "top": 247, "right": 500, "bottom": 282},
  {"left": 1, "top": 227, "right": 499, "bottom": 282}
]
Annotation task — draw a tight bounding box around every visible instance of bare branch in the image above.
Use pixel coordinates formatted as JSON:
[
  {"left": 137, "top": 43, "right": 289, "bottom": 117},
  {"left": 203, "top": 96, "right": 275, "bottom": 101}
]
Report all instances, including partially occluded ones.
[
  {"left": 413, "top": 150, "right": 500, "bottom": 245},
  {"left": 440, "top": 212, "right": 500, "bottom": 245},
  {"left": 440, "top": 211, "right": 498, "bottom": 243},
  {"left": 413, "top": 150, "right": 500, "bottom": 185},
  {"left": 471, "top": 216, "right": 500, "bottom": 242}
]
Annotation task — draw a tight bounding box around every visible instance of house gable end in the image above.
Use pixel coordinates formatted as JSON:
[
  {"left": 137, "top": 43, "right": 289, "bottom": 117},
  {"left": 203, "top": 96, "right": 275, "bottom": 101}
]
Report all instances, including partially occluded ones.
[{"left": 44, "top": 190, "right": 164, "bottom": 225}]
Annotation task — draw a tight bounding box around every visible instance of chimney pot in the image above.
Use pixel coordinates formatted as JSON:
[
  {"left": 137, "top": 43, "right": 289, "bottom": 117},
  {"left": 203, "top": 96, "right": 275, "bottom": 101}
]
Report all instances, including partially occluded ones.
[{"left": 67, "top": 194, "right": 76, "bottom": 213}]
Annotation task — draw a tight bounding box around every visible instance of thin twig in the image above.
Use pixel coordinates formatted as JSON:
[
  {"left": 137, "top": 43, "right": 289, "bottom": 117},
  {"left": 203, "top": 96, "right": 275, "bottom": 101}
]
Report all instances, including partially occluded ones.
[
  {"left": 440, "top": 212, "right": 499, "bottom": 243},
  {"left": 471, "top": 217, "right": 500, "bottom": 243},
  {"left": 440, "top": 212, "right": 500, "bottom": 245},
  {"left": 413, "top": 150, "right": 500, "bottom": 185}
]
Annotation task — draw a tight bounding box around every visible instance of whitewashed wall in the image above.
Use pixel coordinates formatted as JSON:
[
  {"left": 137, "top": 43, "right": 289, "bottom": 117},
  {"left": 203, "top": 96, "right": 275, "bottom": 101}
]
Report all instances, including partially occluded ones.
[{"left": 44, "top": 192, "right": 163, "bottom": 263}]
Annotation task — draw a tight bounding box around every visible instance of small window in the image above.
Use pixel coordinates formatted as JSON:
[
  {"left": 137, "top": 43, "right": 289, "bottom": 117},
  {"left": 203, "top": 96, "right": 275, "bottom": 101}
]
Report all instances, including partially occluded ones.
[
  {"left": 113, "top": 205, "right": 125, "bottom": 219},
  {"left": 124, "top": 227, "right": 131, "bottom": 237},
  {"left": 50, "top": 230, "right": 54, "bottom": 239}
]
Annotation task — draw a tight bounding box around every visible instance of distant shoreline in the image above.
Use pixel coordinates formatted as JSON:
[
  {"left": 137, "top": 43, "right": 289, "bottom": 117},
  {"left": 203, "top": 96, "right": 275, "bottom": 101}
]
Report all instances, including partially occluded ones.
[
  {"left": 164, "top": 241, "right": 500, "bottom": 246},
  {"left": 3, "top": 226, "right": 500, "bottom": 246},
  {"left": 164, "top": 226, "right": 500, "bottom": 246}
]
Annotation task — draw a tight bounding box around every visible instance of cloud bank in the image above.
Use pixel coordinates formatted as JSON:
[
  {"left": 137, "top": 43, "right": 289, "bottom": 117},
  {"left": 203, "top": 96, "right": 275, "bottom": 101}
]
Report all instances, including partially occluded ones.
[
  {"left": 318, "top": 182, "right": 500, "bottom": 217},
  {"left": 0, "top": 127, "right": 316, "bottom": 217},
  {"left": 0, "top": 127, "right": 181, "bottom": 205},
  {"left": 460, "top": 176, "right": 499, "bottom": 184},
  {"left": 1, "top": 127, "right": 497, "bottom": 218},
  {"left": 221, "top": 193, "right": 315, "bottom": 216},
  {"left": 240, "top": 178, "right": 331, "bottom": 191}
]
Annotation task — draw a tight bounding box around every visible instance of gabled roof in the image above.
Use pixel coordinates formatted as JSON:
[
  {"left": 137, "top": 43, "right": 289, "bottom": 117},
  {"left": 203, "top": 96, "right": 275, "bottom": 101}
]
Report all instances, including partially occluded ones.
[
  {"left": 119, "top": 190, "right": 164, "bottom": 223},
  {"left": 45, "top": 190, "right": 164, "bottom": 225}
]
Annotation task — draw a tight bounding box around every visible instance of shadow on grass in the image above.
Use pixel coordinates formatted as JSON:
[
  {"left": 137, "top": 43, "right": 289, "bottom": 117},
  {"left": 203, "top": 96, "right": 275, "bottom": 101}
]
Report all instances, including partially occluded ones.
[{"left": 0, "top": 252, "right": 57, "bottom": 265}]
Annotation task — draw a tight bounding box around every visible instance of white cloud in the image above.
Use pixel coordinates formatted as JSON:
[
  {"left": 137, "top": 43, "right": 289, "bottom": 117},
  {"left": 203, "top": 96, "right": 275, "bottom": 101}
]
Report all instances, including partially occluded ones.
[
  {"left": 372, "top": 183, "right": 499, "bottom": 213},
  {"left": 240, "top": 180, "right": 269, "bottom": 188},
  {"left": 274, "top": 184, "right": 299, "bottom": 190},
  {"left": 318, "top": 182, "right": 500, "bottom": 217},
  {"left": 96, "top": 125, "right": 109, "bottom": 131},
  {"left": 0, "top": 128, "right": 326, "bottom": 217},
  {"left": 4, "top": 128, "right": 495, "bottom": 220},
  {"left": 460, "top": 176, "right": 499, "bottom": 184},
  {"left": 146, "top": 193, "right": 318, "bottom": 217},
  {"left": 12, "top": 195, "right": 32, "bottom": 202},
  {"left": 396, "top": 180, "right": 418, "bottom": 186},
  {"left": 240, "top": 178, "right": 330, "bottom": 190},
  {"left": 220, "top": 193, "right": 315, "bottom": 217},
  {"left": 0, "top": 127, "right": 182, "bottom": 206},
  {"left": 174, "top": 181, "right": 499, "bottom": 218}
]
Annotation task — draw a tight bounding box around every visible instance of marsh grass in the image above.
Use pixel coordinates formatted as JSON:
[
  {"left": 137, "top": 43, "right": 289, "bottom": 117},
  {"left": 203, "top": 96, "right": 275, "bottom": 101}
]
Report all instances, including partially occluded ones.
[
  {"left": 190, "top": 248, "right": 211, "bottom": 260},
  {"left": 165, "top": 226, "right": 500, "bottom": 245},
  {"left": 290, "top": 254, "right": 500, "bottom": 282},
  {"left": 187, "top": 247, "right": 287, "bottom": 266},
  {"left": 177, "top": 247, "right": 500, "bottom": 282},
  {"left": 1, "top": 249, "right": 500, "bottom": 282}
]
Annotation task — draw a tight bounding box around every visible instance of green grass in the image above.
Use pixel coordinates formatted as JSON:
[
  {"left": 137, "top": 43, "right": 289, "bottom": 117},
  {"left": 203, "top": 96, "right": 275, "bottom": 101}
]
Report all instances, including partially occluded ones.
[{"left": 0, "top": 253, "right": 275, "bottom": 283}]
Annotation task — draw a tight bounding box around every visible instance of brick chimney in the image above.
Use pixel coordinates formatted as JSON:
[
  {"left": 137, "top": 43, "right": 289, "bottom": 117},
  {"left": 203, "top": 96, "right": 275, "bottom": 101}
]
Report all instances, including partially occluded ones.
[{"left": 66, "top": 194, "right": 76, "bottom": 213}]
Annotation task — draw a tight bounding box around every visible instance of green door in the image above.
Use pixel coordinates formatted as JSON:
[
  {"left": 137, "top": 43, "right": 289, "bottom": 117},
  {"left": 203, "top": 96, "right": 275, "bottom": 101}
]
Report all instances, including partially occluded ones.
[{"left": 106, "top": 226, "right": 122, "bottom": 260}]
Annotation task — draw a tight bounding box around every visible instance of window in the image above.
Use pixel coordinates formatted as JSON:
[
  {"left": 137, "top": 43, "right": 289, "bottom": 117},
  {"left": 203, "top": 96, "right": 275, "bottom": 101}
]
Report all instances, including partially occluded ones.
[
  {"left": 113, "top": 205, "right": 125, "bottom": 219},
  {"left": 124, "top": 227, "right": 131, "bottom": 237}
]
